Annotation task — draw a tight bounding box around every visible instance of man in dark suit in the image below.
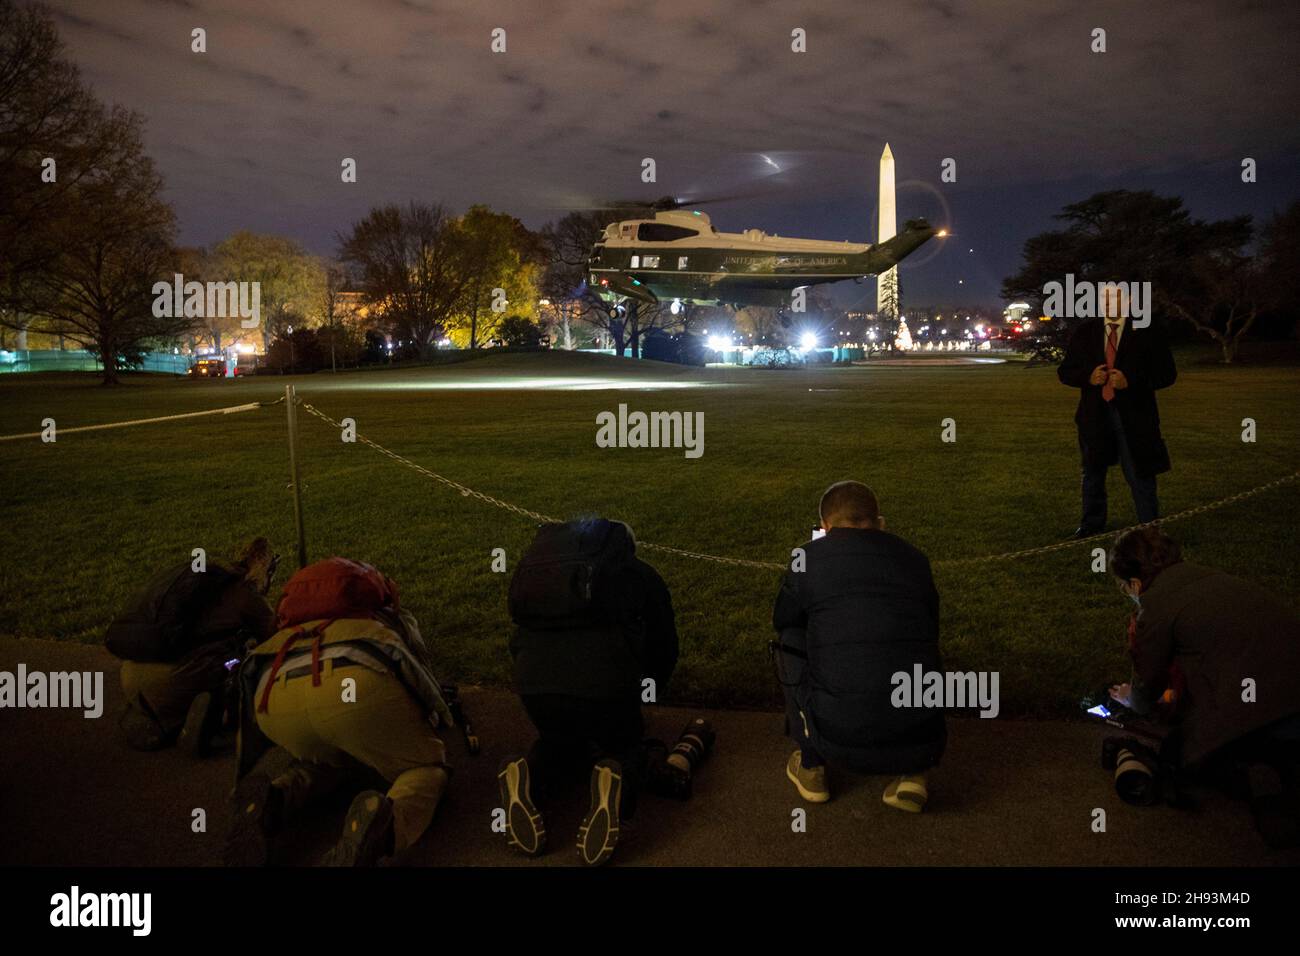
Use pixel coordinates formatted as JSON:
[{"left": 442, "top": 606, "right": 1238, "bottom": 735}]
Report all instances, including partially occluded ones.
[
  {"left": 1058, "top": 288, "right": 1177, "bottom": 537},
  {"left": 772, "top": 482, "right": 945, "bottom": 812}
]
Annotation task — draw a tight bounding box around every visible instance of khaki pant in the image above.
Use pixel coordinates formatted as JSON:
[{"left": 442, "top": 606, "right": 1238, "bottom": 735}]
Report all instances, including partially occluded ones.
[
  {"left": 120, "top": 660, "right": 205, "bottom": 737},
  {"left": 255, "top": 659, "right": 448, "bottom": 853}
]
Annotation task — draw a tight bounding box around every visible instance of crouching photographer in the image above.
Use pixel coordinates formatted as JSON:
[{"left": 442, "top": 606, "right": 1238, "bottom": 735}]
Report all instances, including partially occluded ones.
[{"left": 1102, "top": 526, "right": 1300, "bottom": 846}]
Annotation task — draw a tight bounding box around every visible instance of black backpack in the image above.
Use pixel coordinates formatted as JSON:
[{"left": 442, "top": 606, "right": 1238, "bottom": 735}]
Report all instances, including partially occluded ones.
[
  {"left": 508, "top": 519, "right": 636, "bottom": 630},
  {"left": 105, "top": 561, "right": 244, "bottom": 662}
]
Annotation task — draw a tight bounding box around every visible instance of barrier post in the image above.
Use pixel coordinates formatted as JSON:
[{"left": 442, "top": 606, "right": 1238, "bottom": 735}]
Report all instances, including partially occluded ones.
[{"left": 285, "top": 384, "right": 307, "bottom": 568}]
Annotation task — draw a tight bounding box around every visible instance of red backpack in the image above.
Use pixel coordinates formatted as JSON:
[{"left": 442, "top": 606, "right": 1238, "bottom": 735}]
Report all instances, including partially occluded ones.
[{"left": 275, "top": 557, "right": 399, "bottom": 629}]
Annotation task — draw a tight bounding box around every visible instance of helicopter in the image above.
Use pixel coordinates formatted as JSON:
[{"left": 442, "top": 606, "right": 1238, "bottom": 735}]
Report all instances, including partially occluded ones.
[{"left": 586, "top": 194, "right": 945, "bottom": 314}]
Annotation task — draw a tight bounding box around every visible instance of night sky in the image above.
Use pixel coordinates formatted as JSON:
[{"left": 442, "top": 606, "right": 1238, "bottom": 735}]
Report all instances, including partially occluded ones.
[{"left": 48, "top": 0, "right": 1300, "bottom": 307}]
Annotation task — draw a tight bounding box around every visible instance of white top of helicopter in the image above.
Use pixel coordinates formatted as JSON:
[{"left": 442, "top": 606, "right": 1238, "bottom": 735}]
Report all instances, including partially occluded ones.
[{"left": 601, "top": 209, "right": 872, "bottom": 254}]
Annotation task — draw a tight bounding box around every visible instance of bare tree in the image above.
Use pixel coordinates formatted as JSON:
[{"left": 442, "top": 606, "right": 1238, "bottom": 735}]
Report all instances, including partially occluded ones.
[
  {"left": 540, "top": 209, "right": 642, "bottom": 357},
  {"left": 338, "top": 202, "right": 470, "bottom": 356},
  {"left": 6, "top": 107, "right": 186, "bottom": 384}
]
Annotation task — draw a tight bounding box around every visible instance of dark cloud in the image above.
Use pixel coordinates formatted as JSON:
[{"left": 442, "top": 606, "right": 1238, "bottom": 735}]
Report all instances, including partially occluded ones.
[{"left": 41, "top": 0, "right": 1300, "bottom": 304}]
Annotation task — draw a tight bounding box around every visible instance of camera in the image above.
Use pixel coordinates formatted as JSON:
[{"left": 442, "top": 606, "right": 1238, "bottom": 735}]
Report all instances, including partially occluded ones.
[
  {"left": 1101, "top": 736, "right": 1161, "bottom": 806},
  {"left": 647, "top": 717, "right": 716, "bottom": 800}
]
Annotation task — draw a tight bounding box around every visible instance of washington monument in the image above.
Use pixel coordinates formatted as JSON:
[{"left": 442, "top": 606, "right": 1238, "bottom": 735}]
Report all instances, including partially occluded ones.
[{"left": 877, "top": 142, "right": 899, "bottom": 318}]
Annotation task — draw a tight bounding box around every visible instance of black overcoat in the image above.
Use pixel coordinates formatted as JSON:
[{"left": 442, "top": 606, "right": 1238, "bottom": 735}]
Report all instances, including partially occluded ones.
[{"left": 1057, "top": 317, "right": 1177, "bottom": 477}]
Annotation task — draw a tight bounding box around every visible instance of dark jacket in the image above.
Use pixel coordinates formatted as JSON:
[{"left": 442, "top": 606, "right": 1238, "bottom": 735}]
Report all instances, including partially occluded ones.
[
  {"left": 509, "top": 556, "right": 677, "bottom": 702},
  {"left": 1129, "top": 561, "right": 1300, "bottom": 767},
  {"left": 773, "top": 527, "right": 945, "bottom": 774},
  {"left": 107, "top": 560, "right": 275, "bottom": 663},
  {"left": 1057, "top": 317, "right": 1177, "bottom": 477}
]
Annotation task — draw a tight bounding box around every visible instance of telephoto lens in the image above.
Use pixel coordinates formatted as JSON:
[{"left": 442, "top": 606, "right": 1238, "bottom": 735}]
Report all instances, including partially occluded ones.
[
  {"left": 1114, "top": 746, "right": 1158, "bottom": 805},
  {"left": 667, "top": 717, "right": 716, "bottom": 777}
]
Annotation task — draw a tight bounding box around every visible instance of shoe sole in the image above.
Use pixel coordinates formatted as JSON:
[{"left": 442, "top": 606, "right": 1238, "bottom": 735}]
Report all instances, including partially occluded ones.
[
  {"left": 786, "top": 762, "right": 830, "bottom": 803},
  {"left": 497, "top": 758, "right": 546, "bottom": 856},
  {"left": 326, "top": 790, "right": 394, "bottom": 867},
  {"left": 224, "top": 774, "right": 275, "bottom": 867},
  {"left": 883, "top": 780, "right": 928, "bottom": 813},
  {"left": 577, "top": 760, "right": 622, "bottom": 866}
]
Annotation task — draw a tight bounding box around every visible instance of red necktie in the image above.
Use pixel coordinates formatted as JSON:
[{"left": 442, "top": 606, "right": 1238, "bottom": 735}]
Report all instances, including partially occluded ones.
[{"left": 1102, "top": 323, "right": 1119, "bottom": 401}]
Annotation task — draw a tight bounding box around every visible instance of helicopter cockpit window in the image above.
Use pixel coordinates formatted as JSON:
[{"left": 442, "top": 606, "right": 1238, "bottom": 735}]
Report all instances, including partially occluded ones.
[{"left": 637, "top": 223, "right": 698, "bottom": 242}]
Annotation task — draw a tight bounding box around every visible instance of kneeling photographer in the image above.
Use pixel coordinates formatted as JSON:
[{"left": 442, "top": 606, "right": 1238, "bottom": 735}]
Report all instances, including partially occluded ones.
[{"left": 1103, "top": 526, "right": 1300, "bottom": 846}]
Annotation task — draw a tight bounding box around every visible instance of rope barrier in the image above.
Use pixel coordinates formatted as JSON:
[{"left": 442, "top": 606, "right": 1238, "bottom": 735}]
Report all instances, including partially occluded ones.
[
  {"left": 299, "top": 400, "right": 1299, "bottom": 574},
  {"left": 0, "top": 396, "right": 284, "bottom": 443}
]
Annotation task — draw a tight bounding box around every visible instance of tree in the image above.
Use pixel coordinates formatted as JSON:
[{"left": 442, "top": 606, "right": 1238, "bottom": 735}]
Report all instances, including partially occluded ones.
[
  {"left": 317, "top": 260, "right": 360, "bottom": 371},
  {"left": 1002, "top": 190, "right": 1253, "bottom": 353},
  {"left": 450, "top": 205, "right": 544, "bottom": 349},
  {"left": 496, "top": 314, "right": 542, "bottom": 347},
  {"left": 4, "top": 106, "right": 184, "bottom": 384},
  {"left": 0, "top": 0, "right": 127, "bottom": 291},
  {"left": 338, "top": 202, "right": 469, "bottom": 357},
  {"left": 1167, "top": 249, "right": 1262, "bottom": 364},
  {"left": 209, "top": 231, "right": 322, "bottom": 351},
  {"left": 266, "top": 326, "right": 324, "bottom": 373},
  {"left": 540, "top": 208, "right": 642, "bottom": 357},
  {"left": 1255, "top": 200, "right": 1300, "bottom": 341}
]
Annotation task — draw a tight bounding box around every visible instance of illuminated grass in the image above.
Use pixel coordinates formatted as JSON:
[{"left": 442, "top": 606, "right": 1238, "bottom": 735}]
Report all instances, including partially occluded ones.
[{"left": 2, "top": 349, "right": 1296, "bottom": 715}]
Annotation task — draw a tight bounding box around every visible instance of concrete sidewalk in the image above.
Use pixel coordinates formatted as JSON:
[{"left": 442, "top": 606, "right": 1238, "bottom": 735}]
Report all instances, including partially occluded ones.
[{"left": 1, "top": 637, "right": 1293, "bottom": 867}]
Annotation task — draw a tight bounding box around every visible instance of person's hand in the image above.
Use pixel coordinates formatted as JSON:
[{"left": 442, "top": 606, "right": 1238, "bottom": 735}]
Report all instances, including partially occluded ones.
[
  {"left": 1089, "top": 365, "right": 1109, "bottom": 386},
  {"left": 1108, "top": 369, "right": 1129, "bottom": 390},
  {"left": 1109, "top": 683, "right": 1133, "bottom": 708}
]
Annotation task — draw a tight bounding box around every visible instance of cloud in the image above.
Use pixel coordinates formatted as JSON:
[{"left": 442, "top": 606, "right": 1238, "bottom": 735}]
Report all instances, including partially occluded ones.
[{"left": 41, "top": 0, "right": 1299, "bottom": 285}]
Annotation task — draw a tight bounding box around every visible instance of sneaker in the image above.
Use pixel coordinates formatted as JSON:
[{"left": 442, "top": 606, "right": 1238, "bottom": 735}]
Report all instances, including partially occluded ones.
[
  {"left": 497, "top": 756, "right": 546, "bottom": 857},
  {"left": 322, "top": 790, "right": 395, "bottom": 867},
  {"left": 178, "top": 691, "right": 216, "bottom": 757},
  {"left": 224, "top": 773, "right": 283, "bottom": 867},
  {"left": 576, "top": 759, "right": 623, "bottom": 866},
  {"left": 882, "top": 774, "right": 929, "bottom": 813},
  {"left": 786, "top": 751, "right": 830, "bottom": 803}
]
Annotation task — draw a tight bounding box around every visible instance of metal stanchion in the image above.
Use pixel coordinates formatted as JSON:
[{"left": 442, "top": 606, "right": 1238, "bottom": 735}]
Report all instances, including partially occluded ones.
[{"left": 284, "top": 383, "right": 307, "bottom": 569}]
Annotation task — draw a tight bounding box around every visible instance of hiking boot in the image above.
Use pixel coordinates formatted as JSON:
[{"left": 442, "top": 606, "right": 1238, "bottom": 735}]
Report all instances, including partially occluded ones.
[
  {"left": 786, "top": 751, "right": 830, "bottom": 803},
  {"left": 576, "top": 759, "right": 623, "bottom": 866},
  {"left": 224, "top": 773, "right": 284, "bottom": 867},
  {"left": 497, "top": 756, "right": 546, "bottom": 857},
  {"left": 883, "top": 773, "right": 929, "bottom": 813},
  {"left": 178, "top": 691, "right": 218, "bottom": 757},
  {"left": 322, "top": 790, "right": 395, "bottom": 867}
]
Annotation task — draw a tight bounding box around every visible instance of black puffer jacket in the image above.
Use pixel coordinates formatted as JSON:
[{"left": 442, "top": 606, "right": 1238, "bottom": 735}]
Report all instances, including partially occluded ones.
[{"left": 773, "top": 527, "right": 945, "bottom": 774}]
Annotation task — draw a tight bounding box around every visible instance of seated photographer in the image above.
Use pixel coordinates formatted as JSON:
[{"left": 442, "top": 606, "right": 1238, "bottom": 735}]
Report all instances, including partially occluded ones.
[
  {"left": 772, "top": 481, "right": 945, "bottom": 812},
  {"left": 1108, "top": 526, "right": 1300, "bottom": 845},
  {"left": 105, "top": 538, "right": 278, "bottom": 755}
]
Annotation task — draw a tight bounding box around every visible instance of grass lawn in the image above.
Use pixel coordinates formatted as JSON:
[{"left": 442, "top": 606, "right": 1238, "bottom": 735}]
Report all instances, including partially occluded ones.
[{"left": 1, "top": 349, "right": 1296, "bottom": 716}]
